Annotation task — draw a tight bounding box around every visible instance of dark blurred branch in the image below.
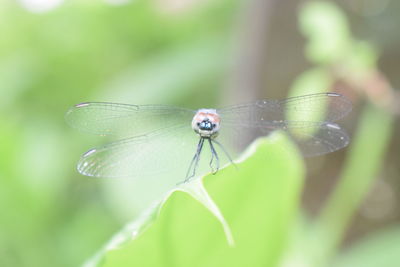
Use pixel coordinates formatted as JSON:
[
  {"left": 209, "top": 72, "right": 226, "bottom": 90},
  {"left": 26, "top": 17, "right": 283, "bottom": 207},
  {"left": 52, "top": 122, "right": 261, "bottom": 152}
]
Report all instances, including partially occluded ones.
[{"left": 225, "top": 0, "right": 279, "bottom": 104}]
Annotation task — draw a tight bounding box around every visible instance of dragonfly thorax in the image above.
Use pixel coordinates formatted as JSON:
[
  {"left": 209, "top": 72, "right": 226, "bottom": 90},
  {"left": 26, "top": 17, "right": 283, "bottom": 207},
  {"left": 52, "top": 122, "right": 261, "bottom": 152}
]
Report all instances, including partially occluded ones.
[{"left": 192, "top": 109, "right": 220, "bottom": 138}]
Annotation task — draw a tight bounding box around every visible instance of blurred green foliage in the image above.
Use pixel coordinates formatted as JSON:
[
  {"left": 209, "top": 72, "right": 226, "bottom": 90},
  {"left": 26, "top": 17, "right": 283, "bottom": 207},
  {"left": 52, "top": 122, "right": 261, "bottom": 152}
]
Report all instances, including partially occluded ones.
[
  {"left": 0, "top": 1, "right": 399, "bottom": 267},
  {"left": 333, "top": 225, "right": 400, "bottom": 267}
]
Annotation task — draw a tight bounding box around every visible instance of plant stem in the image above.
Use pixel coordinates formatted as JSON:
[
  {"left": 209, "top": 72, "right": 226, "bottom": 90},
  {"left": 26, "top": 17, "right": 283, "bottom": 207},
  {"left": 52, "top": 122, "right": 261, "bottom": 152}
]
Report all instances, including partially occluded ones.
[{"left": 311, "top": 103, "right": 394, "bottom": 266}]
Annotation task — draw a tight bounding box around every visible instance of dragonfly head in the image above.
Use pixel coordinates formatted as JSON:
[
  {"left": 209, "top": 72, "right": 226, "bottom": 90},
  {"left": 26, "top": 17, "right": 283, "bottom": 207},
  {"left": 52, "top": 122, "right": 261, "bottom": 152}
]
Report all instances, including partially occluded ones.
[{"left": 192, "top": 109, "right": 220, "bottom": 138}]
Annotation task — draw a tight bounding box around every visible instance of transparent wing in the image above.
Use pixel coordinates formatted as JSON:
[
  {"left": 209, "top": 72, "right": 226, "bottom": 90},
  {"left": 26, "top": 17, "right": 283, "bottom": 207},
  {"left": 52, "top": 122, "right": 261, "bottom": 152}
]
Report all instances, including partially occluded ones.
[
  {"left": 78, "top": 125, "right": 194, "bottom": 179},
  {"left": 77, "top": 124, "right": 234, "bottom": 182},
  {"left": 218, "top": 92, "right": 352, "bottom": 125},
  {"left": 65, "top": 102, "right": 195, "bottom": 137},
  {"left": 215, "top": 120, "right": 349, "bottom": 158},
  {"left": 288, "top": 123, "right": 350, "bottom": 156},
  {"left": 216, "top": 93, "right": 351, "bottom": 157}
]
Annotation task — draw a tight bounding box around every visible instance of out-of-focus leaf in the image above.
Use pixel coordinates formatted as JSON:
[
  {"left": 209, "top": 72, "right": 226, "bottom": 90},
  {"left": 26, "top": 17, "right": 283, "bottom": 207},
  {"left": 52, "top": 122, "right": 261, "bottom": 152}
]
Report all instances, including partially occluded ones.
[
  {"left": 333, "top": 225, "right": 400, "bottom": 267},
  {"left": 338, "top": 41, "right": 378, "bottom": 80},
  {"left": 85, "top": 133, "right": 305, "bottom": 267},
  {"left": 299, "top": 1, "right": 351, "bottom": 64},
  {"left": 287, "top": 67, "right": 332, "bottom": 97},
  {"left": 348, "top": 41, "right": 377, "bottom": 71}
]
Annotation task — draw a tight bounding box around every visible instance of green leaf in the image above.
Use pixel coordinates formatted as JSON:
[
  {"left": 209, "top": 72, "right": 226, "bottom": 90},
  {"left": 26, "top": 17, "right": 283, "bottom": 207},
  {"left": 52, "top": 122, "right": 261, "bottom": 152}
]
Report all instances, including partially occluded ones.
[
  {"left": 333, "top": 225, "right": 400, "bottom": 267},
  {"left": 86, "top": 133, "right": 305, "bottom": 267},
  {"left": 339, "top": 41, "right": 378, "bottom": 79},
  {"left": 299, "top": 1, "right": 351, "bottom": 64},
  {"left": 288, "top": 67, "right": 332, "bottom": 98}
]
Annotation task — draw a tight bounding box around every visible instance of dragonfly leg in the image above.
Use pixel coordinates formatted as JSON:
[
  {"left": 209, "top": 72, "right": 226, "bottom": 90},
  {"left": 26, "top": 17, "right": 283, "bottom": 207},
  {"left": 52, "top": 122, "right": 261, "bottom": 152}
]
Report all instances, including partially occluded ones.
[
  {"left": 183, "top": 138, "right": 204, "bottom": 183},
  {"left": 212, "top": 139, "right": 238, "bottom": 171},
  {"left": 208, "top": 138, "right": 219, "bottom": 174}
]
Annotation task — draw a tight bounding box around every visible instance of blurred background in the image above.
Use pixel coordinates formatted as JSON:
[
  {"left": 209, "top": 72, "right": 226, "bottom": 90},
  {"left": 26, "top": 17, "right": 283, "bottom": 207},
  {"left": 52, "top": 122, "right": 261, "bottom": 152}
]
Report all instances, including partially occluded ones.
[{"left": 0, "top": 0, "right": 399, "bottom": 266}]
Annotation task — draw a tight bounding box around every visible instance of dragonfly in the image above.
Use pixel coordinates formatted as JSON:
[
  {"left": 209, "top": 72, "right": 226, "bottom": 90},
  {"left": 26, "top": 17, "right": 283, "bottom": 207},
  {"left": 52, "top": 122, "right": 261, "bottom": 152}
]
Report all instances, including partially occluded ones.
[{"left": 65, "top": 92, "right": 351, "bottom": 187}]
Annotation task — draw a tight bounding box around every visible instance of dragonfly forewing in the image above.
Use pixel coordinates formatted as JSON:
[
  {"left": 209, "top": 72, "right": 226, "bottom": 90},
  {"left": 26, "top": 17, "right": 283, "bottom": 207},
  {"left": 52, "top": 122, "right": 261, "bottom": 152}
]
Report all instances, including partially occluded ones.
[{"left": 65, "top": 102, "right": 195, "bottom": 137}]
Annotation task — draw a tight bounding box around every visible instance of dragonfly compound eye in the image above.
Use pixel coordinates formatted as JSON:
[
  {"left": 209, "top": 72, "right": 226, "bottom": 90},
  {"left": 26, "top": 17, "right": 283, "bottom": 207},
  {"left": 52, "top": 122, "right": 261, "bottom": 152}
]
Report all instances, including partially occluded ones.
[{"left": 199, "top": 120, "right": 213, "bottom": 131}]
